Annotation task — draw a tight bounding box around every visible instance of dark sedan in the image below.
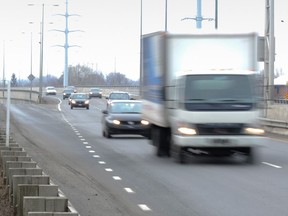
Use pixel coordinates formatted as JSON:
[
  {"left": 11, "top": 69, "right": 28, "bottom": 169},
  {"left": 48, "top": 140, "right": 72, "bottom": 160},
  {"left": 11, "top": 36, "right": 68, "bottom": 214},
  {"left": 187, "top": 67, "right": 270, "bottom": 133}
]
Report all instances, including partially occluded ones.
[
  {"left": 102, "top": 100, "right": 150, "bottom": 138},
  {"left": 63, "top": 89, "right": 74, "bottom": 99},
  {"left": 70, "top": 93, "right": 90, "bottom": 109},
  {"left": 89, "top": 88, "right": 102, "bottom": 98}
]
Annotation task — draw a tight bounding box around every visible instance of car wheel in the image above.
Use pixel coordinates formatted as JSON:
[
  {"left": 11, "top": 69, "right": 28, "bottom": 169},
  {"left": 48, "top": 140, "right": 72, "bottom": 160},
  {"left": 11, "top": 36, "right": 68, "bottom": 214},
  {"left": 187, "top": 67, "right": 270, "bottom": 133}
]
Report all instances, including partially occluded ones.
[
  {"left": 71, "top": 106, "right": 73, "bottom": 109},
  {"left": 86, "top": 106, "right": 89, "bottom": 110}
]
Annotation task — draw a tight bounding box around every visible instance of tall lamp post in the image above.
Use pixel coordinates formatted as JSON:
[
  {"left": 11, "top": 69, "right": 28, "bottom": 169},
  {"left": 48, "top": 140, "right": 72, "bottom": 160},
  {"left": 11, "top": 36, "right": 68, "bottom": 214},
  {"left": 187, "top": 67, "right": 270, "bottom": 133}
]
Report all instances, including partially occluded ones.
[{"left": 28, "top": 3, "right": 59, "bottom": 103}]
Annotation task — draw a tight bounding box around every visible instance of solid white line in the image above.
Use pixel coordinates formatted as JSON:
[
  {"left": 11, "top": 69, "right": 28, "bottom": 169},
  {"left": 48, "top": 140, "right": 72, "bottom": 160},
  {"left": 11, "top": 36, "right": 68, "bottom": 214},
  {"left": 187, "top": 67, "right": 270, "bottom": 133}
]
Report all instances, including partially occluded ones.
[
  {"left": 138, "top": 204, "right": 151, "bottom": 211},
  {"left": 124, "top": 188, "right": 134, "bottom": 193},
  {"left": 262, "top": 162, "right": 282, "bottom": 168}
]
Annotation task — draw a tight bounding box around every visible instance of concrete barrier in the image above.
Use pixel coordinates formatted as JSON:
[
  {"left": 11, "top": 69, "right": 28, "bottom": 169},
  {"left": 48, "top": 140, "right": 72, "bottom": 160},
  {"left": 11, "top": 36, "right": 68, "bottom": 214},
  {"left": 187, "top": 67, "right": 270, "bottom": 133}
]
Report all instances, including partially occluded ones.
[
  {"left": 1, "top": 150, "right": 28, "bottom": 158},
  {"left": 3, "top": 161, "right": 37, "bottom": 178},
  {"left": 23, "top": 197, "right": 69, "bottom": 216},
  {"left": 17, "top": 185, "right": 59, "bottom": 216},
  {"left": 12, "top": 175, "right": 50, "bottom": 206},
  {"left": 1, "top": 156, "right": 32, "bottom": 169},
  {"left": 28, "top": 213, "right": 79, "bottom": 216}
]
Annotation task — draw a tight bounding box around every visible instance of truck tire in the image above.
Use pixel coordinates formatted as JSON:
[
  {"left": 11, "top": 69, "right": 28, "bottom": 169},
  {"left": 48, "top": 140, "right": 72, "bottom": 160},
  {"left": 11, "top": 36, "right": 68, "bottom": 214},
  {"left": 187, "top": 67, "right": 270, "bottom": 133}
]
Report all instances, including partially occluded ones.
[
  {"left": 245, "top": 147, "right": 257, "bottom": 164},
  {"left": 171, "top": 145, "right": 186, "bottom": 164},
  {"left": 152, "top": 126, "right": 171, "bottom": 157}
]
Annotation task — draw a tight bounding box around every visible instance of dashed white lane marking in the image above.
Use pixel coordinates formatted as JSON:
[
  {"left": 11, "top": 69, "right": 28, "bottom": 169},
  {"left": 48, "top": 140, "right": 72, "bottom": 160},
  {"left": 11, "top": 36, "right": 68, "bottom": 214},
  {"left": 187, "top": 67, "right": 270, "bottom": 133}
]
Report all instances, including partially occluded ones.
[
  {"left": 262, "top": 162, "right": 282, "bottom": 168},
  {"left": 124, "top": 188, "right": 135, "bottom": 193},
  {"left": 138, "top": 204, "right": 151, "bottom": 211},
  {"left": 99, "top": 161, "right": 106, "bottom": 164},
  {"left": 65, "top": 124, "right": 152, "bottom": 213},
  {"left": 113, "top": 176, "right": 122, "bottom": 180}
]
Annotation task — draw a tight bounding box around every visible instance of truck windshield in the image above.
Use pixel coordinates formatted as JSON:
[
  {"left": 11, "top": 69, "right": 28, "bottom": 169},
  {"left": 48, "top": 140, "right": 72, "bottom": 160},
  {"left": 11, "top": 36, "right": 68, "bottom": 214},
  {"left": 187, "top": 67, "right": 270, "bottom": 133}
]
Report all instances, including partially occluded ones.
[{"left": 183, "top": 74, "right": 256, "bottom": 111}]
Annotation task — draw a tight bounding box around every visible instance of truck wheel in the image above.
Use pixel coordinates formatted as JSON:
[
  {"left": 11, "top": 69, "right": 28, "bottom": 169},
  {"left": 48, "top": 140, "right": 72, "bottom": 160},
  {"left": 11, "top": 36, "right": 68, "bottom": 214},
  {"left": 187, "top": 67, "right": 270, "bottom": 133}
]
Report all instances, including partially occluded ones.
[
  {"left": 171, "top": 145, "right": 186, "bottom": 164},
  {"left": 152, "top": 126, "right": 170, "bottom": 157},
  {"left": 245, "top": 147, "right": 257, "bottom": 164}
]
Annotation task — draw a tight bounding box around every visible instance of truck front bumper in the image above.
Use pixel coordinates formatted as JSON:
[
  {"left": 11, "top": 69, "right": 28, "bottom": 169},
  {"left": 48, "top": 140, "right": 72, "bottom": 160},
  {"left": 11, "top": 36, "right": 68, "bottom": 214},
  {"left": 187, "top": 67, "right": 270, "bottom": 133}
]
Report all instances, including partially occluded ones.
[{"left": 173, "top": 135, "right": 266, "bottom": 148}]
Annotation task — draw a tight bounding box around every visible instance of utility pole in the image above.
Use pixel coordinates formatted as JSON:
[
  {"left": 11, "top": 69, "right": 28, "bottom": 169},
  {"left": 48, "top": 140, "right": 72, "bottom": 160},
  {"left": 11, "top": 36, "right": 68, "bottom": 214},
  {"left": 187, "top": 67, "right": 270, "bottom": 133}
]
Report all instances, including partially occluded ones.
[
  {"left": 53, "top": 0, "right": 81, "bottom": 87},
  {"left": 264, "top": 0, "right": 275, "bottom": 105},
  {"left": 181, "top": 0, "right": 214, "bottom": 29}
]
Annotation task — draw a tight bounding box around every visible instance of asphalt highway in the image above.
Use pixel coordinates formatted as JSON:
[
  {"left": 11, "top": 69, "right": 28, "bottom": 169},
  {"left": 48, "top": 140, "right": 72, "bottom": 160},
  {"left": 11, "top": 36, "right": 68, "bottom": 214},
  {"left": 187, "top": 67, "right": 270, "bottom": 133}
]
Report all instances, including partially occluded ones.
[{"left": 6, "top": 95, "right": 288, "bottom": 216}]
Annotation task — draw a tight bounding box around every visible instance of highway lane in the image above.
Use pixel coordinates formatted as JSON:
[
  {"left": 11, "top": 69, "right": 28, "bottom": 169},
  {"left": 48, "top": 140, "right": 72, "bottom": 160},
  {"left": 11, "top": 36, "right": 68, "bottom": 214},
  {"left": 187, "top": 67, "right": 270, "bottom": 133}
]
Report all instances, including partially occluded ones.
[{"left": 6, "top": 96, "right": 288, "bottom": 216}]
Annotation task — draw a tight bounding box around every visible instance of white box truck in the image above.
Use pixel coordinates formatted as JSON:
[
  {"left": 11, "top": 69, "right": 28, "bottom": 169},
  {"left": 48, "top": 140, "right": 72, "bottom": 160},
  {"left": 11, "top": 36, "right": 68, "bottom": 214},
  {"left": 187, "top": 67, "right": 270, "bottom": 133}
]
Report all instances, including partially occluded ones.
[{"left": 141, "top": 31, "right": 265, "bottom": 163}]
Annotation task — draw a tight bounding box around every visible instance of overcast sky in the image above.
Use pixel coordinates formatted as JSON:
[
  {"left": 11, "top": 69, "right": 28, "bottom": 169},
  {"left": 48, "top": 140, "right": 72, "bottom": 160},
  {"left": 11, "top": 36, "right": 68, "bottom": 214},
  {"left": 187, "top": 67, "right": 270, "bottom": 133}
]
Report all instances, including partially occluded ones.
[{"left": 0, "top": 0, "right": 287, "bottom": 82}]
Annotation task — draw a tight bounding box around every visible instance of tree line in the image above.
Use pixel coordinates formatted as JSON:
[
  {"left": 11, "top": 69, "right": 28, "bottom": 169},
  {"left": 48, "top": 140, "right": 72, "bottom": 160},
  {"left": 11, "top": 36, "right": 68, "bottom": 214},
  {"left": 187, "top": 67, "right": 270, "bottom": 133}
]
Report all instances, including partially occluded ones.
[{"left": 9, "top": 64, "right": 139, "bottom": 87}]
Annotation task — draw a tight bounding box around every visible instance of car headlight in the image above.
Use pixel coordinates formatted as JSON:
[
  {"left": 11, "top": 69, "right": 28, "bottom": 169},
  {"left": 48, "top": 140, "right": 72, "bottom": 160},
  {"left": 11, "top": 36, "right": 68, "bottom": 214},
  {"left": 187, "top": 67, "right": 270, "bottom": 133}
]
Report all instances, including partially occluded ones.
[
  {"left": 113, "top": 120, "right": 121, "bottom": 125},
  {"left": 175, "top": 121, "right": 197, "bottom": 136},
  {"left": 243, "top": 126, "right": 265, "bottom": 135},
  {"left": 71, "top": 100, "right": 76, "bottom": 104},
  {"left": 141, "top": 120, "right": 149, "bottom": 125},
  {"left": 85, "top": 100, "right": 90, "bottom": 104}
]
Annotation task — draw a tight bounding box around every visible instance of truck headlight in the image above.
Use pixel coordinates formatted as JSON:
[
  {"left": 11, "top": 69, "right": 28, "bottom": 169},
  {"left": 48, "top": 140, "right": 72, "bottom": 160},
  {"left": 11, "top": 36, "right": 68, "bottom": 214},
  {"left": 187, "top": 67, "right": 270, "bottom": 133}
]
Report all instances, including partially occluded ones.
[
  {"left": 243, "top": 126, "right": 265, "bottom": 135},
  {"left": 178, "top": 127, "right": 197, "bottom": 135},
  {"left": 175, "top": 121, "right": 197, "bottom": 136}
]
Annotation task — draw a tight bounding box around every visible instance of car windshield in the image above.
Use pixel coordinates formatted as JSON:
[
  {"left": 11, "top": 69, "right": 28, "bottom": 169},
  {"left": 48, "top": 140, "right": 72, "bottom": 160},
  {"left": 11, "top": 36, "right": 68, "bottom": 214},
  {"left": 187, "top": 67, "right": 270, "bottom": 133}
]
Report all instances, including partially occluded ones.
[
  {"left": 91, "top": 88, "right": 100, "bottom": 92},
  {"left": 71, "top": 94, "right": 88, "bottom": 99},
  {"left": 47, "top": 87, "right": 55, "bottom": 90},
  {"left": 109, "top": 93, "right": 130, "bottom": 100},
  {"left": 64, "top": 89, "right": 73, "bottom": 93},
  {"left": 110, "top": 102, "right": 141, "bottom": 113}
]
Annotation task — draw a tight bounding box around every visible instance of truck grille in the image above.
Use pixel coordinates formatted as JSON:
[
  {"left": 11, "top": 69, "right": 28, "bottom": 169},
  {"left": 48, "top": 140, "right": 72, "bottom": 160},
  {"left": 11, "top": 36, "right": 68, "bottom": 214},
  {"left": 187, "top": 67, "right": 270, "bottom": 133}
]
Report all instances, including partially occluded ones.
[{"left": 196, "top": 123, "right": 243, "bottom": 135}]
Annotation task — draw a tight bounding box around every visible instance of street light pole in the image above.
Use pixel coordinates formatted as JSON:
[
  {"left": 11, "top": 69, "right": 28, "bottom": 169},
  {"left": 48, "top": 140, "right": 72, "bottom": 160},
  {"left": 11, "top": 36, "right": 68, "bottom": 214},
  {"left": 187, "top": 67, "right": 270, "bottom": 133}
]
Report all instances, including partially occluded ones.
[{"left": 39, "top": 3, "right": 44, "bottom": 103}]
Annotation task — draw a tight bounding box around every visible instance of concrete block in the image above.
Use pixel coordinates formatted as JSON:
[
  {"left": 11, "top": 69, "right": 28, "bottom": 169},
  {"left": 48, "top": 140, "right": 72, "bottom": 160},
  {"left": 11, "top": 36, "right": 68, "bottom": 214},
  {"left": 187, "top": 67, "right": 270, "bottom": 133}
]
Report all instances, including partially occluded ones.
[
  {"left": 17, "top": 185, "right": 59, "bottom": 216},
  {"left": 23, "top": 197, "right": 46, "bottom": 216},
  {"left": 28, "top": 213, "right": 53, "bottom": 216},
  {"left": 0, "top": 146, "right": 23, "bottom": 152},
  {"left": 1, "top": 150, "right": 27, "bottom": 158},
  {"left": 1, "top": 156, "right": 32, "bottom": 169},
  {"left": 8, "top": 168, "right": 43, "bottom": 188},
  {"left": 23, "top": 197, "right": 68, "bottom": 216},
  {"left": 9, "top": 168, "right": 43, "bottom": 203},
  {"left": 0, "top": 143, "right": 20, "bottom": 147},
  {"left": 12, "top": 176, "right": 50, "bottom": 206},
  {"left": 28, "top": 213, "right": 78, "bottom": 216},
  {"left": 3, "top": 161, "right": 37, "bottom": 178}
]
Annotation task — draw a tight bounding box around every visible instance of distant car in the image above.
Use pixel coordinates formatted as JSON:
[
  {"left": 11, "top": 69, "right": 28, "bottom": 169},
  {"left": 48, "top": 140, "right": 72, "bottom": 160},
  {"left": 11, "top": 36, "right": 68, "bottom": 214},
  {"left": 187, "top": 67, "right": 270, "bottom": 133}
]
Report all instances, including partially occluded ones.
[
  {"left": 106, "top": 91, "right": 131, "bottom": 107},
  {"left": 102, "top": 100, "right": 150, "bottom": 138},
  {"left": 45, "top": 86, "right": 57, "bottom": 95},
  {"left": 63, "top": 89, "right": 74, "bottom": 100},
  {"left": 66, "top": 86, "right": 77, "bottom": 93},
  {"left": 89, "top": 88, "right": 102, "bottom": 98},
  {"left": 70, "top": 93, "right": 90, "bottom": 109}
]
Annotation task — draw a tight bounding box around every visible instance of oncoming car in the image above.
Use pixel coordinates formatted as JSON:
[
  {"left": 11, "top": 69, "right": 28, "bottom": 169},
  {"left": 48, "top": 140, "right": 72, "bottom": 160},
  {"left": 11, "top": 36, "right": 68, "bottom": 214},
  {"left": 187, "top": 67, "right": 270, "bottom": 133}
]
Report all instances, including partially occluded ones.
[
  {"left": 89, "top": 88, "right": 102, "bottom": 98},
  {"left": 45, "top": 86, "right": 57, "bottom": 95},
  {"left": 63, "top": 89, "right": 74, "bottom": 99},
  {"left": 102, "top": 100, "right": 150, "bottom": 138},
  {"left": 70, "top": 93, "right": 90, "bottom": 109}
]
